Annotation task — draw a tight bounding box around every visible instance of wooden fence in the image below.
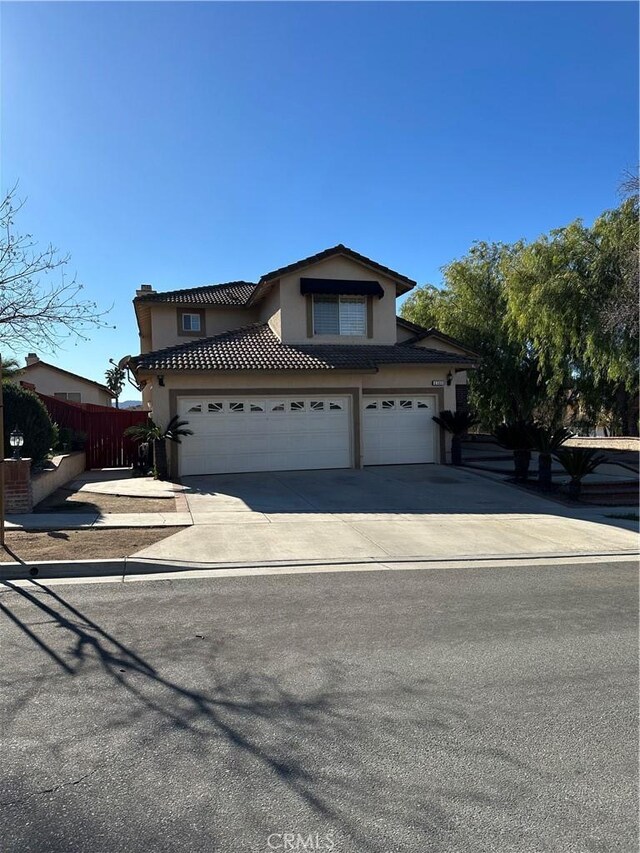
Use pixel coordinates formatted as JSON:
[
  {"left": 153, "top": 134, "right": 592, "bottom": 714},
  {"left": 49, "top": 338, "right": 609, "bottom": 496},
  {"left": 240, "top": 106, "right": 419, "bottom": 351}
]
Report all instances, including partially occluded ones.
[{"left": 37, "top": 393, "right": 149, "bottom": 469}]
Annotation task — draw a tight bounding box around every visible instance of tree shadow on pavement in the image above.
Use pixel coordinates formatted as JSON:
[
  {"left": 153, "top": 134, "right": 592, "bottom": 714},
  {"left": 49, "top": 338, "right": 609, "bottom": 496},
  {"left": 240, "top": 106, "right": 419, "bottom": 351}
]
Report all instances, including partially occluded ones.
[{"left": 1, "top": 579, "right": 535, "bottom": 853}]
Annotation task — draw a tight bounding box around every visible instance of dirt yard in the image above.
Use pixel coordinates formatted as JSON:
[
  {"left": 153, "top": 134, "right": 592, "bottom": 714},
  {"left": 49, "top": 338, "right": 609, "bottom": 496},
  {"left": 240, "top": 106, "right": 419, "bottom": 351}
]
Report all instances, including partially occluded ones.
[
  {"left": 34, "top": 487, "right": 178, "bottom": 514},
  {"left": 0, "top": 528, "right": 182, "bottom": 562}
]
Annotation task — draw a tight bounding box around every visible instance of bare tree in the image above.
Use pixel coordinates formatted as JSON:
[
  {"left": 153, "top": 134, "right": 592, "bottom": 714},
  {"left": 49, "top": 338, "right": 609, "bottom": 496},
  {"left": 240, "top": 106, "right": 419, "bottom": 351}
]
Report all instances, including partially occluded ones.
[
  {"left": 618, "top": 167, "right": 639, "bottom": 199},
  {"left": 601, "top": 169, "right": 640, "bottom": 342},
  {"left": 0, "top": 185, "right": 112, "bottom": 352}
]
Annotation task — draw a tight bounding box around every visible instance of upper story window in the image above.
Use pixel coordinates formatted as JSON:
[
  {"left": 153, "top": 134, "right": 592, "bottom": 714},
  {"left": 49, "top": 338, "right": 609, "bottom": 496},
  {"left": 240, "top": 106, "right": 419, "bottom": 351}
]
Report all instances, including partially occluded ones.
[
  {"left": 178, "top": 309, "right": 205, "bottom": 336},
  {"left": 182, "top": 313, "right": 201, "bottom": 332},
  {"left": 313, "top": 295, "right": 366, "bottom": 336},
  {"left": 54, "top": 392, "right": 81, "bottom": 403}
]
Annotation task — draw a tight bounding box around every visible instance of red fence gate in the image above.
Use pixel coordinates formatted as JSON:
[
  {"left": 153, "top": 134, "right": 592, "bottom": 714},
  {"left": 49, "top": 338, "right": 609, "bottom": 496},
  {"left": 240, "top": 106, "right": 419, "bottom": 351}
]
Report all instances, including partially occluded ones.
[{"left": 37, "top": 394, "right": 149, "bottom": 469}]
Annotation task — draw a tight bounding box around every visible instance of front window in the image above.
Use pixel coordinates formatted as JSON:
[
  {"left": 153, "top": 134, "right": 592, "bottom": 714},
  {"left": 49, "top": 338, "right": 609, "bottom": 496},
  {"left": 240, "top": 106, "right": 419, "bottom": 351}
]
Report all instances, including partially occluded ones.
[
  {"left": 181, "top": 312, "right": 201, "bottom": 332},
  {"left": 313, "top": 296, "right": 366, "bottom": 336}
]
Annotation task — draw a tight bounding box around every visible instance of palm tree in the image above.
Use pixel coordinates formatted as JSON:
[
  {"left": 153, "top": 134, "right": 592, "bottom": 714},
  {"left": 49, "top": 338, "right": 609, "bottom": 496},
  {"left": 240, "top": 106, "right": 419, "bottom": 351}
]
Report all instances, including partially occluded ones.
[
  {"left": 105, "top": 365, "right": 125, "bottom": 408},
  {"left": 493, "top": 421, "right": 537, "bottom": 481},
  {"left": 554, "top": 447, "right": 606, "bottom": 500},
  {"left": 125, "top": 415, "right": 193, "bottom": 479},
  {"left": 432, "top": 410, "right": 478, "bottom": 465},
  {"left": 531, "top": 425, "right": 574, "bottom": 490}
]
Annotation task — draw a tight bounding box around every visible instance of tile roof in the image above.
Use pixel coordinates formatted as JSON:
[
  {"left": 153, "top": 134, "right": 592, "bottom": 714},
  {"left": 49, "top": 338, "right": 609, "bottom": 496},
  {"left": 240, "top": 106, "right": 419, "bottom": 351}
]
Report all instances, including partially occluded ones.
[
  {"left": 396, "top": 317, "right": 480, "bottom": 356},
  {"left": 132, "top": 323, "right": 477, "bottom": 373},
  {"left": 133, "top": 245, "right": 415, "bottom": 311},
  {"left": 134, "top": 281, "right": 258, "bottom": 306},
  {"left": 396, "top": 316, "right": 431, "bottom": 336},
  {"left": 258, "top": 244, "right": 417, "bottom": 289}
]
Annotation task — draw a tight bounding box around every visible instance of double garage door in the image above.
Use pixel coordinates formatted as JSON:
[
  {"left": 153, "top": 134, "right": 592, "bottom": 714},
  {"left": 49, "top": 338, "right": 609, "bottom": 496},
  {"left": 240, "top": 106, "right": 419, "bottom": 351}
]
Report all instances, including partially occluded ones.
[{"left": 177, "top": 394, "right": 437, "bottom": 476}]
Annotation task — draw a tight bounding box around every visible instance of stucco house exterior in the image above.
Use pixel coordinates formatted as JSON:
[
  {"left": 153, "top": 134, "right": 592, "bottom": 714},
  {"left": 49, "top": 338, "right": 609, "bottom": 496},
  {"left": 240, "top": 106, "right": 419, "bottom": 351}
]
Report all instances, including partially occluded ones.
[
  {"left": 126, "top": 244, "right": 478, "bottom": 478},
  {"left": 14, "top": 353, "right": 114, "bottom": 406}
]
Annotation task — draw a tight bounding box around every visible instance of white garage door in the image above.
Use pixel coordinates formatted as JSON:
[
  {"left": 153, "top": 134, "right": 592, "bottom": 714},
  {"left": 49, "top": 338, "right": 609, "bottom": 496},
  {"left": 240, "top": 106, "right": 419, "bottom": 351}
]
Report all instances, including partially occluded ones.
[
  {"left": 177, "top": 396, "right": 352, "bottom": 476},
  {"left": 363, "top": 395, "right": 437, "bottom": 465}
]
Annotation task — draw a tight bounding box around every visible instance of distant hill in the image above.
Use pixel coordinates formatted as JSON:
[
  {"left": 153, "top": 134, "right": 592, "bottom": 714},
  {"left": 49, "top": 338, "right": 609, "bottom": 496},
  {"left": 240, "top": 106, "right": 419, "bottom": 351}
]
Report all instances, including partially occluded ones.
[{"left": 119, "top": 399, "right": 144, "bottom": 409}]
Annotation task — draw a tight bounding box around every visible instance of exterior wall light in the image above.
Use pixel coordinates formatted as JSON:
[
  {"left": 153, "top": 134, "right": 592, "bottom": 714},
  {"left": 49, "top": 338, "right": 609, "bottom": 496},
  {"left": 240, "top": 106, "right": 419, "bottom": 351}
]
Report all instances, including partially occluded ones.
[
  {"left": 9, "top": 426, "right": 24, "bottom": 459},
  {"left": 446, "top": 371, "right": 453, "bottom": 386}
]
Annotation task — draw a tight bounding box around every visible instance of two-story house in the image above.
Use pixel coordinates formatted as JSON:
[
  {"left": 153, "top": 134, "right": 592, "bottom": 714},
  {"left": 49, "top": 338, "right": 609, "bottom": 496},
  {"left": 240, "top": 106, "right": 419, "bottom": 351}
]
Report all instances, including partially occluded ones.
[{"left": 126, "top": 245, "right": 478, "bottom": 478}]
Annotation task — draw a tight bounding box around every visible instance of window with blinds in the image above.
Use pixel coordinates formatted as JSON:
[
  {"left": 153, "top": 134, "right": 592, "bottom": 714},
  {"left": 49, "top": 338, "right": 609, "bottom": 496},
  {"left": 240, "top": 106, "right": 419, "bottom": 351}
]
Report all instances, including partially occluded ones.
[
  {"left": 313, "top": 296, "right": 340, "bottom": 334},
  {"left": 313, "top": 296, "right": 366, "bottom": 336}
]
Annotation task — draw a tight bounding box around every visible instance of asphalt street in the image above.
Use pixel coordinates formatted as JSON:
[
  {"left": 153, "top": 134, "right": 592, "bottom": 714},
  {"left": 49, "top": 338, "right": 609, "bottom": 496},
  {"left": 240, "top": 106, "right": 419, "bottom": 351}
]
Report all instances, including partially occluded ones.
[{"left": 1, "top": 560, "right": 638, "bottom": 853}]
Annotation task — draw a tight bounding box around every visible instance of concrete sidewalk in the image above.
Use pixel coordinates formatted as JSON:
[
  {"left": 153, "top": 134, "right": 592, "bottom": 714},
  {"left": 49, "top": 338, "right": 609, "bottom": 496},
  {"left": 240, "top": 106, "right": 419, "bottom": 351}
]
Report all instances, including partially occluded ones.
[
  {"left": 131, "top": 511, "right": 639, "bottom": 564},
  {"left": 68, "top": 470, "right": 187, "bottom": 498}
]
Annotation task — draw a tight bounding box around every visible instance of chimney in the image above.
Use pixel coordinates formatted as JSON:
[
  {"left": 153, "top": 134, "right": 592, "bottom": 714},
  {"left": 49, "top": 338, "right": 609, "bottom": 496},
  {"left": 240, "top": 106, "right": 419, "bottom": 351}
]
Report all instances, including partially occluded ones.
[
  {"left": 136, "top": 284, "right": 155, "bottom": 297},
  {"left": 25, "top": 353, "right": 39, "bottom": 366}
]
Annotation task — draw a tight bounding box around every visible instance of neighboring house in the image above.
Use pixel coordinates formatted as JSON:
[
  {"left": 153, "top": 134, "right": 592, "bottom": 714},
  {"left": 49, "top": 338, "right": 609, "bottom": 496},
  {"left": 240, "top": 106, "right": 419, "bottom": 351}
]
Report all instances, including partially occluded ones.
[
  {"left": 13, "top": 353, "right": 114, "bottom": 407},
  {"left": 127, "top": 244, "right": 478, "bottom": 478}
]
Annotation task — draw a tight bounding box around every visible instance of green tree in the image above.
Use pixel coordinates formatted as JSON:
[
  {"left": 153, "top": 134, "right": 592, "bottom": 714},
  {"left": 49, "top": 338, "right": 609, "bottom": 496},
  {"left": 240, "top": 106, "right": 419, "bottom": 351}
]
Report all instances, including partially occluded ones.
[
  {"left": 1, "top": 357, "right": 22, "bottom": 379},
  {"left": 2, "top": 383, "right": 55, "bottom": 463},
  {"left": 402, "top": 241, "right": 552, "bottom": 428},
  {"left": 402, "top": 189, "right": 639, "bottom": 435},
  {"left": 507, "top": 195, "right": 638, "bottom": 434},
  {"left": 105, "top": 365, "right": 126, "bottom": 408}
]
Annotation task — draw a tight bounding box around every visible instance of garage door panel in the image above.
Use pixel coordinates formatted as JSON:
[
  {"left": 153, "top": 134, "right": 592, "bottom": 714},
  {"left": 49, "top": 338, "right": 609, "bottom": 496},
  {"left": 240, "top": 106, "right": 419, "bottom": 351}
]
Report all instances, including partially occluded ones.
[
  {"left": 363, "top": 395, "right": 437, "bottom": 466},
  {"left": 178, "top": 395, "right": 351, "bottom": 475}
]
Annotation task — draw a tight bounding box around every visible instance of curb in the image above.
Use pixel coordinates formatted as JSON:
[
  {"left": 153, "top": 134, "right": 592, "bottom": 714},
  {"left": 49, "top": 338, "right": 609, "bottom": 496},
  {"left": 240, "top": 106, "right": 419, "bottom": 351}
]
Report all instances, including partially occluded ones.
[{"left": 1, "top": 550, "right": 638, "bottom": 582}]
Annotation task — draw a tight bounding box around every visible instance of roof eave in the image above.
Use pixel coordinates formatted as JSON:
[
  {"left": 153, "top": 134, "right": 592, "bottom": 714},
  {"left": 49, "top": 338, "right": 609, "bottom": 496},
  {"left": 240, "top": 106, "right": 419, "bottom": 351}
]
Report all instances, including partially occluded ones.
[
  {"left": 132, "top": 365, "right": 380, "bottom": 375},
  {"left": 258, "top": 245, "right": 416, "bottom": 295},
  {"left": 22, "top": 361, "right": 115, "bottom": 396},
  {"left": 400, "top": 325, "right": 481, "bottom": 359}
]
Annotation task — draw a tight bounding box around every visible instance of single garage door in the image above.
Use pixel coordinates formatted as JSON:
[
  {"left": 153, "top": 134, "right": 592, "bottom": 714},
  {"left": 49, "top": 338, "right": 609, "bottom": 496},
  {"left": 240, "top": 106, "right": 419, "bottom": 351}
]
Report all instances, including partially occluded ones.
[
  {"left": 177, "top": 395, "right": 352, "bottom": 476},
  {"left": 363, "top": 395, "right": 438, "bottom": 465}
]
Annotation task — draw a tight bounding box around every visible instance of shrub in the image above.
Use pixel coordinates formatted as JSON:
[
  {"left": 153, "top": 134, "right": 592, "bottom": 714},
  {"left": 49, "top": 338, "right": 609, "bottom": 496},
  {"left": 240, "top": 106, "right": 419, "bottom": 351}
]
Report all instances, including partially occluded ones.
[
  {"left": 432, "top": 410, "right": 479, "bottom": 466},
  {"left": 125, "top": 416, "right": 193, "bottom": 479},
  {"left": 56, "top": 426, "right": 74, "bottom": 452},
  {"left": 493, "top": 420, "right": 537, "bottom": 481},
  {"left": 2, "top": 382, "right": 55, "bottom": 463},
  {"left": 531, "top": 425, "right": 574, "bottom": 490},
  {"left": 432, "top": 410, "right": 478, "bottom": 436},
  {"left": 554, "top": 447, "right": 606, "bottom": 499}
]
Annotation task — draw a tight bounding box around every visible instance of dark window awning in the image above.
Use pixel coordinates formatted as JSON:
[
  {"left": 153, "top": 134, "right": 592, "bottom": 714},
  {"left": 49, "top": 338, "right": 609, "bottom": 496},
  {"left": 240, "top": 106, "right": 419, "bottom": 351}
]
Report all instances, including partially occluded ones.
[{"left": 300, "top": 278, "right": 385, "bottom": 298}]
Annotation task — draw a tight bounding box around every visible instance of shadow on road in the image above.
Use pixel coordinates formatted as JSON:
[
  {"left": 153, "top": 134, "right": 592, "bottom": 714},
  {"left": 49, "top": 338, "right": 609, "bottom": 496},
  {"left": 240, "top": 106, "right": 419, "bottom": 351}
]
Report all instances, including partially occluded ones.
[{"left": 0, "top": 577, "right": 534, "bottom": 852}]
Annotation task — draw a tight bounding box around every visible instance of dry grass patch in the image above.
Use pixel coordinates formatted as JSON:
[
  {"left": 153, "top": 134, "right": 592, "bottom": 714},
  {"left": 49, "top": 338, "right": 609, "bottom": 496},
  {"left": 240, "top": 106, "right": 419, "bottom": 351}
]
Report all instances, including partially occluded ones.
[
  {"left": 34, "top": 487, "right": 178, "bottom": 515},
  {"left": 0, "top": 528, "right": 183, "bottom": 563}
]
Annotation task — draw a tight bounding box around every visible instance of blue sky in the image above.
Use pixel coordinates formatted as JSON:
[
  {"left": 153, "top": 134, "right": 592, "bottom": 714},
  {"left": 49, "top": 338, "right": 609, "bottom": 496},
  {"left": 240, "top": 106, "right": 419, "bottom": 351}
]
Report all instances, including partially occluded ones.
[{"left": 1, "top": 1, "right": 637, "bottom": 391}]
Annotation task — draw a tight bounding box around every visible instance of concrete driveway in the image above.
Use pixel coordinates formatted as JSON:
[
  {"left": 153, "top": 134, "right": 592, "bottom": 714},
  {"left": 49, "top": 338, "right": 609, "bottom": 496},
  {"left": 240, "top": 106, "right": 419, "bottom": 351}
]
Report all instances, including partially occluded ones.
[
  {"left": 132, "top": 466, "right": 640, "bottom": 564},
  {"left": 180, "top": 464, "right": 557, "bottom": 517}
]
